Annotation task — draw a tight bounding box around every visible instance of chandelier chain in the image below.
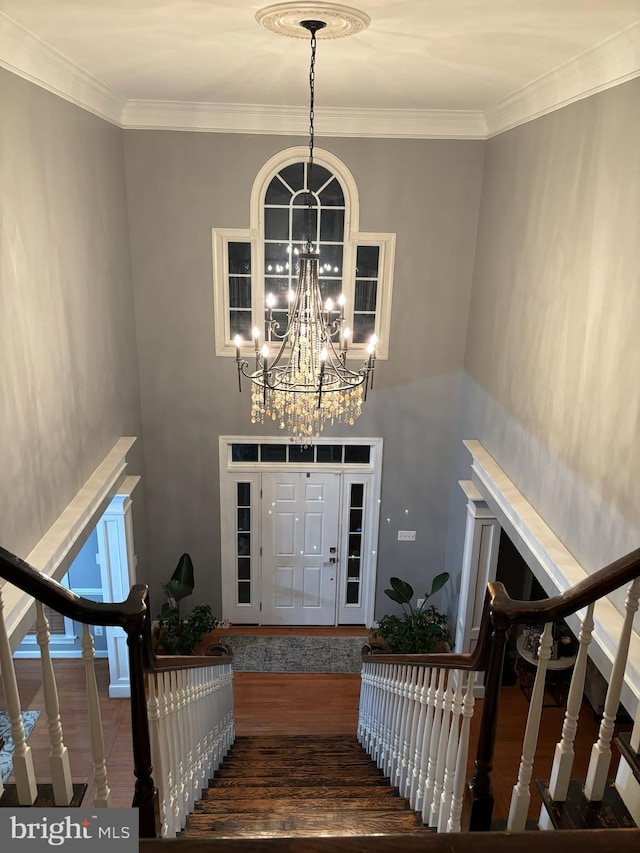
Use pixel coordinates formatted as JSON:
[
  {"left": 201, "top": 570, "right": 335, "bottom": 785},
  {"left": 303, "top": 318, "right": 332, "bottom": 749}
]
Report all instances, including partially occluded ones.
[{"left": 306, "top": 25, "right": 318, "bottom": 253}]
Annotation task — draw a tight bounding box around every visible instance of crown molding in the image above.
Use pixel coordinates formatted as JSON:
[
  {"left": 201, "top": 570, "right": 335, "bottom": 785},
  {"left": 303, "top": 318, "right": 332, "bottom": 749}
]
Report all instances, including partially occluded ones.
[
  {"left": 0, "top": 10, "right": 125, "bottom": 125},
  {"left": 1, "top": 9, "right": 638, "bottom": 139},
  {"left": 121, "top": 100, "right": 487, "bottom": 139},
  {"left": 486, "top": 21, "right": 640, "bottom": 137}
]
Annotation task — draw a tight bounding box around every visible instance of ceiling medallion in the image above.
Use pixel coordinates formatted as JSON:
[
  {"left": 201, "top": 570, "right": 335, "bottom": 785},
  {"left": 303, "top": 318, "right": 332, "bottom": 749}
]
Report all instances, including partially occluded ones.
[{"left": 256, "top": 2, "right": 370, "bottom": 39}]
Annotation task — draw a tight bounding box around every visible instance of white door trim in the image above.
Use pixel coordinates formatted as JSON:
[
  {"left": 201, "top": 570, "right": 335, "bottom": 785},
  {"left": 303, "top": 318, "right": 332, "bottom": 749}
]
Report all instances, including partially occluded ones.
[{"left": 219, "top": 436, "right": 383, "bottom": 627}]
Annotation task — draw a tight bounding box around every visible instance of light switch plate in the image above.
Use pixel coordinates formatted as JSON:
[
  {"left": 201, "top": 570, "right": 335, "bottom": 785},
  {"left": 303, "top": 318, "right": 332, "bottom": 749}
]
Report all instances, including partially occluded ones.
[{"left": 397, "top": 530, "right": 416, "bottom": 541}]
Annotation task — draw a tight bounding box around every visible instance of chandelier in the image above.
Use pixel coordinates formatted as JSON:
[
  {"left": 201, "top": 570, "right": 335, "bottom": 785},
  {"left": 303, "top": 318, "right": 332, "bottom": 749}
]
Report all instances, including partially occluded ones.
[{"left": 234, "top": 13, "right": 376, "bottom": 444}]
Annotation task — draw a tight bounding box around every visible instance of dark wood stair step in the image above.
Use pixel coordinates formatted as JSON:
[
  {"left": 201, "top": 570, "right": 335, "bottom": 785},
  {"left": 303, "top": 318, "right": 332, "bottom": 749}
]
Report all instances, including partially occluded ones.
[
  {"left": 194, "top": 797, "right": 410, "bottom": 813},
  {"left": 183, "top": 811, "right": 428, "bottom": 837},
  {"left": 200, "top": 785, "right": 400, "bottom": 800},
  {"left": 214, "top": 766, "right": 384, "bottom": 778},
  {"left": 207, "top": 776, "right": 393, "bottom": 789},
  {"left": 537, "top": 779, "right": 637, "bottom": 829}
]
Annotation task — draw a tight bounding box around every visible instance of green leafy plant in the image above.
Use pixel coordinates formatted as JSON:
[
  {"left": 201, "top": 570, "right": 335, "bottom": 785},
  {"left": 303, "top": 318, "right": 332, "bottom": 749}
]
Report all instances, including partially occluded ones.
[
  {"left": 154, "top": 553, "right": 223, "bottom": 655},
  {"left": 375, "top": 571, "right": 451, "bottom": 654}
]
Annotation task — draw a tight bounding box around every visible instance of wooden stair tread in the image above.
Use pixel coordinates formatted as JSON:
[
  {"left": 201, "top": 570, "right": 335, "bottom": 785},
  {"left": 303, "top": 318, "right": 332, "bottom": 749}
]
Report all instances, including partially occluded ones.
[
  {"left": 537, "top": 779, "right": 637, "bottom": 830},
  {"left": 194, "top": 797, "right": 409, "bottom": 812},
  {"left": 183, "top": 812, "right": 427, "bottom": 835},
  {"left": 200, "top": 785, "right": 400, "bottom": 799},
  {"left": 207, "top": 776, "right": 394, "bottom": 788}
]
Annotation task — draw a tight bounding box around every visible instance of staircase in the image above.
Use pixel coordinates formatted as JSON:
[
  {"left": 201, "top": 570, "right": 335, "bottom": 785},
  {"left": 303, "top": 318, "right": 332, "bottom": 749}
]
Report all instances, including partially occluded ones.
[{"left": 181, "top": 735, "right": 432, "bottom": 839}]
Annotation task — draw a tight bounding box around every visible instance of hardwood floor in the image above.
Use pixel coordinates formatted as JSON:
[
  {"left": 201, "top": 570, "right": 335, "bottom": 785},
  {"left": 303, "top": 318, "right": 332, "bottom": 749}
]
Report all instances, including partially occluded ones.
[{"left": 2, "top": 655, "right": 632, "bottom": 823}]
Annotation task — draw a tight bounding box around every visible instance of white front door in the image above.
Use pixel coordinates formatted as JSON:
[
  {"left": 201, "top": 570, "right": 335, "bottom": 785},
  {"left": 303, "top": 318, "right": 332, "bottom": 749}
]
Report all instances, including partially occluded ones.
[{"left": 261, "top": 472, "right": 340, "bottom": 625}]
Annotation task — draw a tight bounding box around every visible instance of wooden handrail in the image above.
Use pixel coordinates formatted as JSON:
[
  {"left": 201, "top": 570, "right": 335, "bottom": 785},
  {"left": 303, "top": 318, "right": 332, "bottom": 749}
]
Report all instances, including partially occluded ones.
[{"left": 0, "top": 544, "right": 148, "bottom": 626}]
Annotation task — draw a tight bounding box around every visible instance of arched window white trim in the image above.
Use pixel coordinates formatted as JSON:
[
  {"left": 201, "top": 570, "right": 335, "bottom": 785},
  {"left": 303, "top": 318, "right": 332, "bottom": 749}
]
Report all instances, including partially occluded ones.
[{"left": 213, "top": 146, "right": 394, "bottom": 359}]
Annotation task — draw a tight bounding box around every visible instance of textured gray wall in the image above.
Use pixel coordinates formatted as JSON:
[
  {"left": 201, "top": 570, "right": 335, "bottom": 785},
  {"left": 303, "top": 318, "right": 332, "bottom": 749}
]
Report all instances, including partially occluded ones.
[
  {"left": 123, "top": 131, "right": 484, "bottom": 618},
  {"left": 0, "top": 70, "right": 146, "bottom": 564},
  {"left": 446, "top": 78, "right": 640, "bottom": 610}
]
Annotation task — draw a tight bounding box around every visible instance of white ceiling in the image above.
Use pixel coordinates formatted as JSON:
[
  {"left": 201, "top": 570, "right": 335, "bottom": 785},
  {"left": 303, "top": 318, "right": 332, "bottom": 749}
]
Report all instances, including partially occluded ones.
[{"left": 1, "top": 1, "right": 639, "bottom": 137}]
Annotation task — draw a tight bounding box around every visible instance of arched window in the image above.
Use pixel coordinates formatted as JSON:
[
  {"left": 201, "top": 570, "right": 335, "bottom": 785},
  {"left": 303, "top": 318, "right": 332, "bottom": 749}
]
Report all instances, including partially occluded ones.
[{"left": 213, "top": 146, "right": 395, "bottom": 358}]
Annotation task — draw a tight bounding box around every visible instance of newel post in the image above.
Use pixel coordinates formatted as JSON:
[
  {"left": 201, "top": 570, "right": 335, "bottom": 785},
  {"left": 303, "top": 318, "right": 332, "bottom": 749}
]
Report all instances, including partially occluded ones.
[
  {"left": 466, "top": 614, "right": 510, "bottom": 831},
  {"left": 127, "top": 603, "right": 160, "bottom": 838}
]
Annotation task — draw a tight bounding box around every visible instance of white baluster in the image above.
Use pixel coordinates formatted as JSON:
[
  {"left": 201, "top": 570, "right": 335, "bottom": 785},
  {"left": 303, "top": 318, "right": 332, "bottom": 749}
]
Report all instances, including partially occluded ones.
[
  {"left": 379, "top": 664, "right": 395, "bottom": 776},
  {"left": 584, "top": 576, "right": 640, "bottom": 801},
  {"left": 438, "top": 670, "right": 465, "bottom": 832},
  {"left": 35, "top": 602, "right": 74, "bottom": 805},
  {"left": 0, "top": 586, "right": 38, "bottom": 803},
  {"left": 429, "top": 671, "right": 454, "bottom": 827},
  {"left": 548, "top": 602, "right": 595, "bottom": 800},
  {"left": 404, "top": 667, "right": 426, "bottom": 803},
  {"left": 409, "top": 666, "right": 430, "bottom": 809},
  {"left": 388, "top": 665, "right": 404, "bottom": 782},
  {"left": 81, "top": 623, "right": 112, "bottom": 806},
  {"left": 157, "top": 672, "right": 176, "bottom": 837},
  {"left": 507, "top": 621, "right": 553, "bottom": 831},
  {"left": 168, "top": 670, "right": 185, "bottom": 828},
  {"left": 146, "top": 675, "right": 168, "bottom": 837},
  {"left": 395, "top": 665, "right": 412, "bottom": 789},
  {"left": 448, "top": 672, "right": 476, "bottom": 832},
  {"left": 422, "top": 667, "right": 446, "bottom": 821},
  {"left": 162, "top": 671, "right": 180, "bottom": 833},
  {"left": 416, "top": 667, "right": 438, "bottom": 813}
]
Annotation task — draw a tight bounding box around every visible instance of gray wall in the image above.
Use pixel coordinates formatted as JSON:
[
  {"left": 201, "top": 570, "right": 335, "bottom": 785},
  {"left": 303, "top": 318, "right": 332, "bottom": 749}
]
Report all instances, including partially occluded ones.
[
  {"left": 446, "top": 78, "right": 640, "bottom": 610},
  {"left": 0, "top": 70, "right": 146, "bottom": 564},
  {"left": 123, "top": 131, "right": 484, "bottom": 618}
]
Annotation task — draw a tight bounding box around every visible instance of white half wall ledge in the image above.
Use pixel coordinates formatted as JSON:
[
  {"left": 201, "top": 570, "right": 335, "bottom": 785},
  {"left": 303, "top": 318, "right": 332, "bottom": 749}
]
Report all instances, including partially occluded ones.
[
  {"left": 3, "top": 436, "right": 137, "bottom": 650},
  {"left": 463, "top": 439, "right": 640, "bottom": 719}
]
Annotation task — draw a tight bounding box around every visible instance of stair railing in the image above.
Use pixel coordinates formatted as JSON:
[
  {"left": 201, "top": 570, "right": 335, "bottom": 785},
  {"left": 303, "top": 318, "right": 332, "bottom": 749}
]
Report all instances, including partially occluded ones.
[
  {"left": 0, "top": 544, "right": 234, "bottom": 840},
  {"left": 361, "top": 546, "right": 640, "bottom": 832}
]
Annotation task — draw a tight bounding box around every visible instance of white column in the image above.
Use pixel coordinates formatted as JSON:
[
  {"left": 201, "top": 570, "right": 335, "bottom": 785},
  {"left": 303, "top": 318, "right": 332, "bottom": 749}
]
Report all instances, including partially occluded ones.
[
  {"left": 96, "top": 476, "right": 139, "bottom": 698},
  {"left": 455, "top": 481, "right": 501, "bottom": 697}
]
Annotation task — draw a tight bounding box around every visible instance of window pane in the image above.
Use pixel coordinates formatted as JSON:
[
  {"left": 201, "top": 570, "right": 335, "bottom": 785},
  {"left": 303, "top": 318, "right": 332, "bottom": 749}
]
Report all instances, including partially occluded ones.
[
  {"left": 238, "top": 581, "right": 251, "bottom": 604},
  {"left": 237, "top": 482, "right": 251, "bottom": 505},
  {"left": 349, "top": 508, "right": 363, "bottom": 532},
  {"left": 279, "top": 163, "right": 305, "bottom": 193},
  {"left": 355, "top": 280, "right": 378, "bottom": 312},
  {"left": 237, "top": 558, "right": 251, "bottom": 581},
  {"left": 265, "top": 242, "right": 292, "bottom": 269},
  {"left": 265, "top": 175, "right": 293, "bottom": 205},
  {"left": 348, "top": 557, "right": 361, "bottom": 576},
  {"left": 265, "top": 208, "right": 290, "bottom": 240},
  {"left": 292, "top": 207, "right": 317, "bottom": 242},
  {"left": 356, "top": 245, "right": 380, "bottom": 278},
  {"left": 316, "top": 445, "right": 343, "bottom": 463},
  {"left": 228, "top": 241, "right": 251, "bottom": 273},
  {"left": 346, "top": 582, "right": 360, "bottom": 605},
  {"left": 232, "top": 444, "right": 259, "bottom": 462},
  {"left": 345, "top": 446, "right": 371, "bottom": 465},
  {"left": 261, "top": 444, "right": 287, "bottom": 462},
  {"left": 318, "top": 279, "right": 342, "bottom": 303},
  {"left": 309, "top": 164, "right": 334, "bottom": 194},
  {"left": 237, "top": 533, "right": 251, "bottom": 556},
  {"left": 288, "top": 445, "right": 314, "bottom": 463},
  {"left": 317, "top": 244, "right": 343, "bottom": 272},
  {"left": 352, "top": 312, "right": 376, "bottom": 343},
  {"left": 320, "top": 209, "right": 345, "bottom": 243},
  {"left": 264, "top": 277, "right": 292, "bottom": 304},
  {"left": 230, "top": 309, "right": 252, "bottom": 339},
  {"left": 316, "top": 175, "right": 344, "bottom": 206},
  {"left": 229, "top": 278, "right": 251, "bottom": 308},
  {"left": 237, "top": 508, "right": 251, "bottom": 531},
  {"left": 350, "top": 483, "right": 364, "bottom": 506},
  {"left": 348, "top": 533, "right": 361, "bottom": 558}
]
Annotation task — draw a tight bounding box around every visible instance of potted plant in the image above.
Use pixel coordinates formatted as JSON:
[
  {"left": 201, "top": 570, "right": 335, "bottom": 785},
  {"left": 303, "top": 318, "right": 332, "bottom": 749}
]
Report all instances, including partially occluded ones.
[
  {"left": 373, "top": 571, "right": 451, "bottom": 654},
  {"left": 154, "top": 553, "right": 224, "bottom": 655}
]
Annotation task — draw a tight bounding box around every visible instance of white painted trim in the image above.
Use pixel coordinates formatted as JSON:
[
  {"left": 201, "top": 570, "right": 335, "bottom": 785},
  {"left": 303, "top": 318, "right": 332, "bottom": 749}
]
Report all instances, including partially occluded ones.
[
  {"left": 2, "top": 9, "right": 638, "bottom": 139},
  {"left": 0, "top": 10, "right": 124, "bottom": 125},
  {"left": 486, "top": 21, "right": 640, "bottom": 137},
  {"left": 463, "top": 439, "right": 640, "bottom": 718},
  {"left": 121, "top": 101, "right": 487, "bottom": 139},
  {"left": 212, "top": 226, "right": 256, "bottom": 357},
  {"left": 4, "top": 437, "right": 136, "bottom": 650}
]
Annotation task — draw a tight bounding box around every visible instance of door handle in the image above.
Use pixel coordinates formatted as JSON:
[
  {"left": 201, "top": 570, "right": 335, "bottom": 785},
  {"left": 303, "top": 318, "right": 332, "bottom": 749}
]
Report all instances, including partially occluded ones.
[{"left": 329, "top": 557, "right": 337, "bottom": 563}]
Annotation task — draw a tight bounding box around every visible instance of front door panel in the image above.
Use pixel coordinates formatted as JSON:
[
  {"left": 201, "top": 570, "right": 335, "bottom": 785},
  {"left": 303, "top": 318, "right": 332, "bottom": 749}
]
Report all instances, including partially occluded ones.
[{"left": 262, "top": 472, "right": 340, "bottom": 625}]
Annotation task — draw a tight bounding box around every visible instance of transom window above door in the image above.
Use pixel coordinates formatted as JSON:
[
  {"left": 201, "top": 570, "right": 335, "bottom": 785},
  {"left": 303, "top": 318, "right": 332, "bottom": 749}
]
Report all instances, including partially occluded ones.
[{"left": 212, "top": 146, "right": 395, "bottom": 360}]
